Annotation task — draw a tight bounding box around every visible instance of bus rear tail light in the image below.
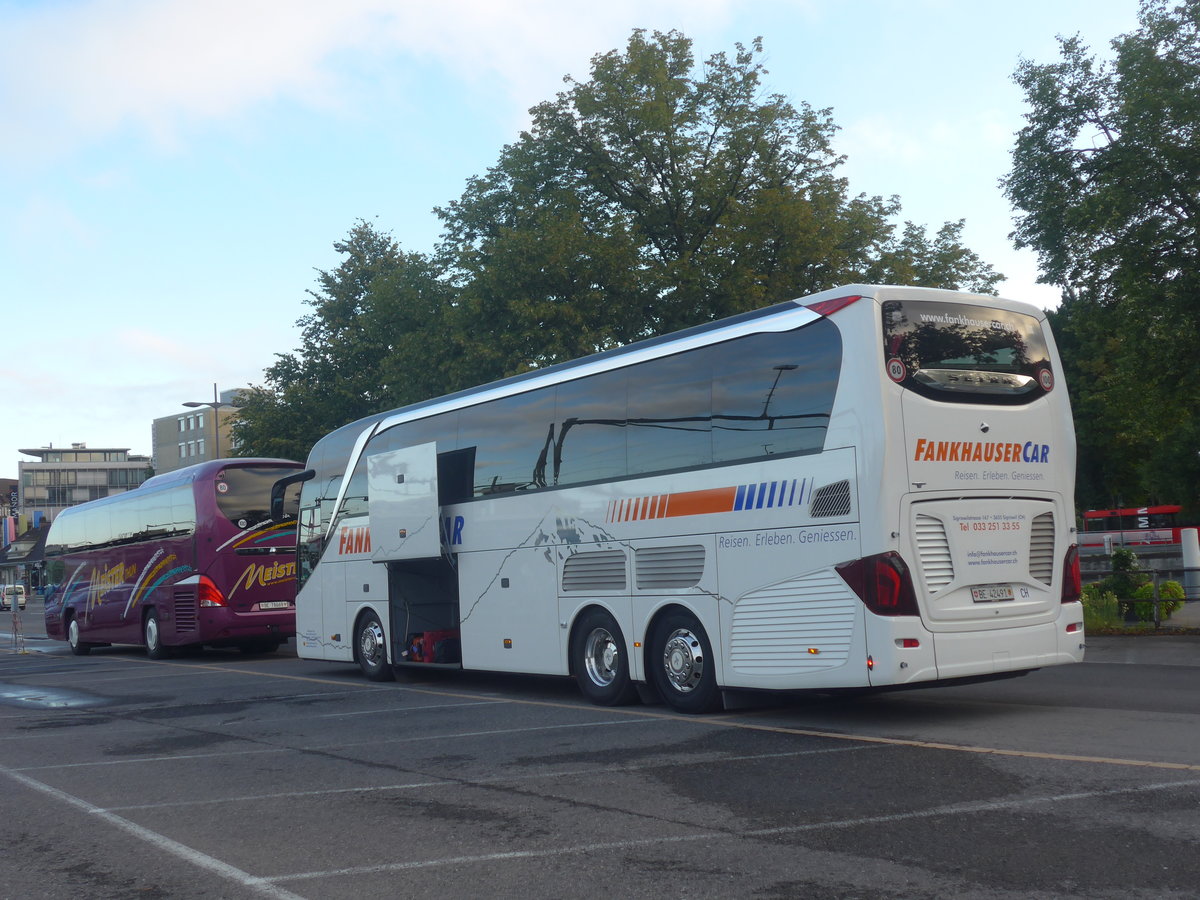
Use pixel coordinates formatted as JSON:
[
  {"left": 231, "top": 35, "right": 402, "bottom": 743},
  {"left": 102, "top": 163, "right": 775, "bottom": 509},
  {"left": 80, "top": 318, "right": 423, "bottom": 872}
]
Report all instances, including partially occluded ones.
[
  {"left": 836, "top": 552, "right": 920, "bottom": 617},
  {"left": 1061, "top": 544, "right": 1081, "bottom": 604},
  {"left": 807, "top": 294, "right": 862, "bottom": 317},
  {"left": 198, "top": 575, "right": 228, "bottom": 608}
]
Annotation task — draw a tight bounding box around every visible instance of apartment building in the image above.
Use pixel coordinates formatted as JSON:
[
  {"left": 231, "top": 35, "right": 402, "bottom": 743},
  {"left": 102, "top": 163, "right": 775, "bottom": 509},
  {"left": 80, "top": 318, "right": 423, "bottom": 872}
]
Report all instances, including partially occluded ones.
[{"left": 17, "top": 443, "right": 151, "bottom": 525}]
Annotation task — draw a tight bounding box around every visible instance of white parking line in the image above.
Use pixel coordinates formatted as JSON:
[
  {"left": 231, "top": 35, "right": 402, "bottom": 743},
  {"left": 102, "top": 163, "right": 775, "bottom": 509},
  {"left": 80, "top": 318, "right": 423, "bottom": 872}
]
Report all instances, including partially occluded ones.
[
  {"left": 1, "top": 765, "right": 308, "bottom": 900},
  {"left": 104, "top": 744, "right": 873, "bottom": 812},
  {"left": 267, "top": 777, "right": 1200, "bottom": 884}
]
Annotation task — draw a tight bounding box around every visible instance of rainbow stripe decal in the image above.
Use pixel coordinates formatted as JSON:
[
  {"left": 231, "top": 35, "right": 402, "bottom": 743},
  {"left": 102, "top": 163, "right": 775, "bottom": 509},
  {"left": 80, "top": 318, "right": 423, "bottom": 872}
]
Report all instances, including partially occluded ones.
[
  {"left": 606, "top": 478, "right": 810, "bottom": 524},
  {"left": 216, "top": 519, "right": 298, "bottom": 554}
]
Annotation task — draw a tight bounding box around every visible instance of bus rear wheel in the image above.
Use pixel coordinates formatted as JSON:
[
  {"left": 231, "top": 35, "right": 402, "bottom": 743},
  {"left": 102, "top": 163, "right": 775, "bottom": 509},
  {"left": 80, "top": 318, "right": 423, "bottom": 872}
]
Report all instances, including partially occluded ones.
[
  {"left": 355, "top": 611, "right": 395, "bottom": 682},
  {"left": 143, "top": 609, "right": 171, "bottom": 660},
  {"left": 571, "top": 609, "right": 638, "bottom": 706},
  {"left": 649, "top": 610, "right": 719, "bottom": 714},
  {"left": 67, "top": 617, "right": 91, "bottom": 656}
]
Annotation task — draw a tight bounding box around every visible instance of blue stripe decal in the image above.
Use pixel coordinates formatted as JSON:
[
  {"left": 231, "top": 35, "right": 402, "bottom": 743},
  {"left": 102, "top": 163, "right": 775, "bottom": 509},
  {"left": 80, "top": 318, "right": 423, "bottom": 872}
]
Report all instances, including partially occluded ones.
[{"left": 729, "top": 478, "right": 812, "bottom": 511}]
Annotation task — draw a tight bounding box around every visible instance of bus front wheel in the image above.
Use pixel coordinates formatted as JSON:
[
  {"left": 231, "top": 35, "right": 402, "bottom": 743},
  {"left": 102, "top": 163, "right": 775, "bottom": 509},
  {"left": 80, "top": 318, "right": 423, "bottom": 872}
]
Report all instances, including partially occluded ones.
[
  {"left": 649, "top": 610, "right": 719, "bottom": 714},
  {"left": 355, "top": 611, "right": 395, "bottom": 682},
  {"left": 67, "top": 617, "right": 91, "bottom": 656},
  {"left": 571, "top": 609, "right": 638, "bottom": 706}
]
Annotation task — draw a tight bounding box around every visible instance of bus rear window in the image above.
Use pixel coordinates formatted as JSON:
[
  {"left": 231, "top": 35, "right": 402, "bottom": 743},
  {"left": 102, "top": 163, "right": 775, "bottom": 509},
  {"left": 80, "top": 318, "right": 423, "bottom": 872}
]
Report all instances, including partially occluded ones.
[
  {"left": 215, "top": 466, "right": 300, "bottom": 527},
  {"left": 882, "top": 300, "right": 1053, "bottom": 405}
]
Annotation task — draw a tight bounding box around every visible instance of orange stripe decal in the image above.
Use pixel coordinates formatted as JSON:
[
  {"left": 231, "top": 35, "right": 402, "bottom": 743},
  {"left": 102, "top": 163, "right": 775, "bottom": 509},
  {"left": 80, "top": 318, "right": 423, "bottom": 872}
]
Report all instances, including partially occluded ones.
[
  {"left": 664, "top": 487, "right": 738, "bottom": 518},
  {"left": 606, "top": 486, "right": 744, "bottom": 523}
]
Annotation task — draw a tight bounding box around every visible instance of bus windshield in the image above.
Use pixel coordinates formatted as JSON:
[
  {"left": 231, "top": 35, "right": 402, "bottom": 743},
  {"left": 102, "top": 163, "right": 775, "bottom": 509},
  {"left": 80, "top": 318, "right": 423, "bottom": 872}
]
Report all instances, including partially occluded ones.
[
  {"left": 215, "top": 465, "right": 301, "bottom": 528},
  {"left": 882, "top": 299, "right": 1053, "bottom": 403}
]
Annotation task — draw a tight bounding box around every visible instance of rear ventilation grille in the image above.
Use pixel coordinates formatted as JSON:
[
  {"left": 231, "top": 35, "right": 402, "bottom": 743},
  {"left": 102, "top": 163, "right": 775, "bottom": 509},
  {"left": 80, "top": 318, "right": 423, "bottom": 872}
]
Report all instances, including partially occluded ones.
[
  {"left": 809, "top": 480, "right": 852, "bottom": 518},
  {"left": 1029, "top": 512, "right": 1056, "bottom": 586},
  {"left": 635, "top": 545, "right": 705, "bottom": 590},
  {"left": 562, "top": 550, "right": 627, "bottom": 592},
  {"left": 173, "top": 595, "right": 198, "bottom": 633},
  {"left": 730, "top": 571, "right": 857, "bottom": 674},
  {"left": 914, "top": 514, "right": 954, "bottom": 592}
]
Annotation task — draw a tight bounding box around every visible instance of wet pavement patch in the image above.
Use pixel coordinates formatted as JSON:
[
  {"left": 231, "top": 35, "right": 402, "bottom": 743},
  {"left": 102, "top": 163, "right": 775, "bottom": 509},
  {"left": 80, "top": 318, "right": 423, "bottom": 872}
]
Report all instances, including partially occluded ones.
[{"left": 0, "top": 682, "right": 110, "bottom": 709}]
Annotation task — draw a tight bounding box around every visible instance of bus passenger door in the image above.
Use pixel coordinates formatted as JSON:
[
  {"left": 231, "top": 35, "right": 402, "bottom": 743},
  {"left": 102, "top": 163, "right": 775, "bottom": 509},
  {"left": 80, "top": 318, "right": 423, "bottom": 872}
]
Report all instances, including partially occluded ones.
[
  {"left": 367, "top": 442, "right": 459, "bottom": 661},
  {"left": 368, "top": 442, "right": 442, "bottom": 563}
]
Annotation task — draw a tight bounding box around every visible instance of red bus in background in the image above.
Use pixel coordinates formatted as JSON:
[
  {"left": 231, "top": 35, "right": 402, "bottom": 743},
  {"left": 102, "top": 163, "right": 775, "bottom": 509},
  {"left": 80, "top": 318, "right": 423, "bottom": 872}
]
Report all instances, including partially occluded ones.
[
  {"left": 1080, "top": 505, "right": 1184, "bottom": 550},
  {"left": 43, "top": 459, "right": 303, "bottom": 657}
]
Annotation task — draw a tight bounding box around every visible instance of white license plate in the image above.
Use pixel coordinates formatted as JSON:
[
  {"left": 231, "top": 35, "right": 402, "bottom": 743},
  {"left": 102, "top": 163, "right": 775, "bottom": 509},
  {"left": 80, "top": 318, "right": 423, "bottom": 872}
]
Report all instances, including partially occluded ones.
[
  {"left": 971, "top": 583, "right": 1015, "bottom": 603},
  {"left": 258, "top": 601, "right": 291, "bottom": 610}
]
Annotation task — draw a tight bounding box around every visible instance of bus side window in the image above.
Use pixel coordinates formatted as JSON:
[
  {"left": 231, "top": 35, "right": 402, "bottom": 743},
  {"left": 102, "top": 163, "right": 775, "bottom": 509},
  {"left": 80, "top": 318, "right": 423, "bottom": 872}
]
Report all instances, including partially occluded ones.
[
  {"left": 458, "top": 389, "right": 556, "bottom": 496},
  {"left": 437, "top": 448, "right": 475, "bottom": 504},
  {"left": 626, "top": 350, "right": 712, "bottom": 476},
  {"left": 711, "top": 323, "right": 840, "bottom": 463},
  {"left": 553, "top": 368, "right": 628, "bottom": 486}
]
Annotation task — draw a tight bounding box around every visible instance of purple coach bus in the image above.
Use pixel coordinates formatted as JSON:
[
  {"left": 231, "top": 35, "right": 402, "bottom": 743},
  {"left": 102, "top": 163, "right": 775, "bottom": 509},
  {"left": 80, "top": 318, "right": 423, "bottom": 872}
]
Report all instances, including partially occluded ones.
[{"left": 43, "top": 459, "right": 304, "bottom": 657}]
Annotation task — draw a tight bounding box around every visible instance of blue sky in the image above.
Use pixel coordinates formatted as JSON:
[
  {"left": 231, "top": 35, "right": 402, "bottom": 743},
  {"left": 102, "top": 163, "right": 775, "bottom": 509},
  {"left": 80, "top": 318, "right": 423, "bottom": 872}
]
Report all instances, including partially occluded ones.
[{"left": 1, "top": 0, "right": 1142, "bottom": 472}]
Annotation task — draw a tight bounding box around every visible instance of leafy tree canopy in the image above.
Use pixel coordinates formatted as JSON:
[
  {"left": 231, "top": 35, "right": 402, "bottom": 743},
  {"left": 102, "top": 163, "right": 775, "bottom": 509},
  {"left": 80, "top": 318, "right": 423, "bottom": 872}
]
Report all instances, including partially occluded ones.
[
  {"left": 1004, "top": 0, "right": 1200, "bottom": 511},
  {"left": 438, "top": 30, "right": 1000, "bottom": 379},
  {"left": 235, "top": 30, "right": 1002, "bottom": 459},
  {"left": 230, "top": 221, "right": 454, "bottom": 461}
]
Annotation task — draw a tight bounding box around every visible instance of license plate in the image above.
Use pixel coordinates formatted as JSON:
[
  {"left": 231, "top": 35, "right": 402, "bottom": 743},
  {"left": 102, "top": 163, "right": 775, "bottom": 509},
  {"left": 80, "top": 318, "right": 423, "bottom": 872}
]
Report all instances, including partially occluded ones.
[
  {"left": 258, "top": 601, "right": 291, "bottom": 610},
  {"left": 971, "top": 583, "right": 1015, "bottom": 603}
]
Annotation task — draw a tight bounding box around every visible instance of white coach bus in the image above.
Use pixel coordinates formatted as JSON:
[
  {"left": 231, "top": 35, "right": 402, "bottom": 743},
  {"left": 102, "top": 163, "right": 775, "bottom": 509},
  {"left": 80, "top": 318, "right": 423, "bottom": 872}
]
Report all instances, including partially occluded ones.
[{"left": 287, "top": 285, "right": 1083, "bottom": 712}]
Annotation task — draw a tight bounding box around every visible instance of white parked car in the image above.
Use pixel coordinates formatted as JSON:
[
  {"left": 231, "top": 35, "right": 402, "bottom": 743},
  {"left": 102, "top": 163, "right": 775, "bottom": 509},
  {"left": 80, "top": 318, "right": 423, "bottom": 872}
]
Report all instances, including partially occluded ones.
[{"left": 1, "top": 584, "right": 27, "bottom": 611}]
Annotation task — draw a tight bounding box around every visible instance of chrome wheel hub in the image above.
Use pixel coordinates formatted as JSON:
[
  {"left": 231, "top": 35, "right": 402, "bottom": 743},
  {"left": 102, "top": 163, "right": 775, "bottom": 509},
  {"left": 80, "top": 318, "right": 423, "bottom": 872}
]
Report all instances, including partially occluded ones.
[
  {"left": 662, "top": 628, "right": 704, "bottom": 693},
  {"left": 583, "top": 628, "right": 619, "bottom": 687},
  {"left": 359, "top": 622, "right": 385, "bottom": 667}
]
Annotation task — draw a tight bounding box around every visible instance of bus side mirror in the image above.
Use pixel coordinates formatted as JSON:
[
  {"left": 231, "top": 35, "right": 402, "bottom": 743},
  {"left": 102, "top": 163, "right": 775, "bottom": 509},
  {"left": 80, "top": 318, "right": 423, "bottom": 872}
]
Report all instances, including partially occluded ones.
[{"left": 271, "top": 469, "right": 315, "bottom": 520}]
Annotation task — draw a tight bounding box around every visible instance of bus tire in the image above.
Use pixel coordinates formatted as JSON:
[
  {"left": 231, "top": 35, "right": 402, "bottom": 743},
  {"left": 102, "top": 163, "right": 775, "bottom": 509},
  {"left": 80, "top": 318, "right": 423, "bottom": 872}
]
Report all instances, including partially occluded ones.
[
  {"left": 649, "top": 610, "right": 719, "bottom": 714},
  {"left": 143, "top": 609, "right": 171, "bottom": 660},
  {"left": 355, "top": 610, "right": 395, "bottom": 682},
  {"left": 571, "top": 608, "right": 638, "bottom": 706},
  {"left": 67, "top": 616, "right": 92, "bottom": 656}
]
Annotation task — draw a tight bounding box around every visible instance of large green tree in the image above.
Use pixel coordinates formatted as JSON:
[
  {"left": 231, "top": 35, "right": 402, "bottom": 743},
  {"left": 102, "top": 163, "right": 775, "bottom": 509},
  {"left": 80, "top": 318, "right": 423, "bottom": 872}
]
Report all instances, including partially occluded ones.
[
  {"left": 236, "top": 31, "right": 1003, "bottom": 456},
  {"left": 1004, "top": 0, "right": 1200, "bottom": 511},
  {"left": 438, "top": 30, "right": 1000, "bottom": 381},
  {"left": 231, "top": 221, "right": 453, "bottom": 461}
]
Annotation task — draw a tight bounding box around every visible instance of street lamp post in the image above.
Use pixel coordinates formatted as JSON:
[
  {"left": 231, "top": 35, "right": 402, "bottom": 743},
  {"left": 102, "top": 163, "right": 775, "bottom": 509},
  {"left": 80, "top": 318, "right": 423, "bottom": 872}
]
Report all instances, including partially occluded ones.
[{"left": 183, "top": 383, "right": 228, "bottom": 461}]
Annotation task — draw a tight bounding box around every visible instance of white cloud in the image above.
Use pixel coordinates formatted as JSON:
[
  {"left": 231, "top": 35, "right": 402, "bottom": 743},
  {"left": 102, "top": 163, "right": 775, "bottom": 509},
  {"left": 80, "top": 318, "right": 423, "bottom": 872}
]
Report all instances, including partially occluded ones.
[
  {"left": 2, "top": 0, "right": 374, "bottom": 158},
  {"left": 0, "top": 0, "right": 735, "bottom": 163}
]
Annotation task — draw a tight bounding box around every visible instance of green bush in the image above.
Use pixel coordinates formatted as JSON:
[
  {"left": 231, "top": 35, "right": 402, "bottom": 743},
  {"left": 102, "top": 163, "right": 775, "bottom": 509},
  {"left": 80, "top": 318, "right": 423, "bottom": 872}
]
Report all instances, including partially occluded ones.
[
  {"left": 1128, "top": 579, "right": 1184, "bottom": 622},
  {"left": 1085, "top": 549, "right": 1184, "bottom": 626},
  {"left": 1081, "top": 582, "right": 1122, "bottom": 630},
  {"left": 1107, "top": 548, "right": 1149, "bottom": 599}
]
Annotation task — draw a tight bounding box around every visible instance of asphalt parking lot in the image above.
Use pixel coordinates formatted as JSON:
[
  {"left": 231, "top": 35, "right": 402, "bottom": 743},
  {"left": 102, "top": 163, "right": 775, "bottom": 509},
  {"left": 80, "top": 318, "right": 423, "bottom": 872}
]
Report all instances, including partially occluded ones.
[{"left": 3, "top": 598, "right": 1200, "bottom": 899}]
